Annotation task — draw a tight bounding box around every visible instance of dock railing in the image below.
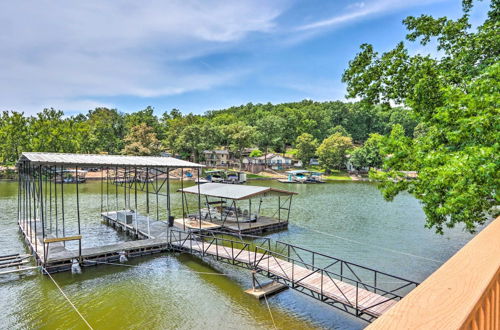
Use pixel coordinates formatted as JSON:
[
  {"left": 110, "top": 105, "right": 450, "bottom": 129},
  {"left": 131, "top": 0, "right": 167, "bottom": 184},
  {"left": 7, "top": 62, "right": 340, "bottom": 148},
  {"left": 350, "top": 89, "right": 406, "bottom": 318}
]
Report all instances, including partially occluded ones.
[
  {"left": 170, "top": 228, "right": 418, "bottom": 321},
  {"left": 367, "top": 216, "right": 500, "bottom": 330}
]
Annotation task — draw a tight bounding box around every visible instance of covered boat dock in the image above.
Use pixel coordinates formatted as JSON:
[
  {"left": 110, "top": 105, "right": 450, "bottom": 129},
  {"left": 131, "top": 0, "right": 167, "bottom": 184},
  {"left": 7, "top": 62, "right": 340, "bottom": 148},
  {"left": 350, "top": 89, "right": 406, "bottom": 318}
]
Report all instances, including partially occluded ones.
[
  {"left": 16, "top": 152, "right": 205, "bottom": 273},
  {"left": 178, "top": 183, "right": 297, "bottom": 234}
]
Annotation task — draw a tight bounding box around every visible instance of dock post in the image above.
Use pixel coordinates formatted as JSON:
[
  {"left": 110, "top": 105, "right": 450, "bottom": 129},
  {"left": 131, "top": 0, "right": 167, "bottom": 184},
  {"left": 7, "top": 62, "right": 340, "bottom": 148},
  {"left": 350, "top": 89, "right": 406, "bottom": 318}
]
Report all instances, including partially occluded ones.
[{"left": 76, "top": 166, "right": 82, "bottom": 262}]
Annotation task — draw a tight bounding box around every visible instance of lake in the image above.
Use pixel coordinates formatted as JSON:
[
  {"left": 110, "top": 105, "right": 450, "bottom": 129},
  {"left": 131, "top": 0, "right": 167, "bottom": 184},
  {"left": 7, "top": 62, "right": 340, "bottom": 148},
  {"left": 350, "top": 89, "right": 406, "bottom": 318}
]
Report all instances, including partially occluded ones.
[{"left": 0, "top": 180, "right": 481, "bottom": 329}]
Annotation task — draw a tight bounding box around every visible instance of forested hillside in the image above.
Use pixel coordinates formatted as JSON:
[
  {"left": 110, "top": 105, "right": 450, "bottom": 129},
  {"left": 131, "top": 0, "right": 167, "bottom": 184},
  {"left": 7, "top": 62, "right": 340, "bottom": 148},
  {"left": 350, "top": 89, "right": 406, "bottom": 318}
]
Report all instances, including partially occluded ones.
[{"left": 0, "top": 101, "right": 417, "bottom": 164}]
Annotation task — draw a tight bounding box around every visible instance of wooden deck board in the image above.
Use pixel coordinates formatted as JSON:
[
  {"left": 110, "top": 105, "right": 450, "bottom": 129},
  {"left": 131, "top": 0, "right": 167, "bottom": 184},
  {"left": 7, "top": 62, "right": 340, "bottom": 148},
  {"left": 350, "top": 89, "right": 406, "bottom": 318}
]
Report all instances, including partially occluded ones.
[{"left": 173, "top": 239, "right": 398, "bottom": 317}]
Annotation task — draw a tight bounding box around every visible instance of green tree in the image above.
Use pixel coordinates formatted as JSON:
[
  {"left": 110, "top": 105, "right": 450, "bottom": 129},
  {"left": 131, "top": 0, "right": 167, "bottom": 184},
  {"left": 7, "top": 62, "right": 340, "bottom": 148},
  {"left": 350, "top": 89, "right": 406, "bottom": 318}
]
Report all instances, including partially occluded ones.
[
  {"left": 255, "top": 115, "right": 286, "bottom": 166},
  {"left": 122, "top": 123, "right": 161, "bottom": 156},
  {"left": 342, "top": 0, "right": 499, "bottom": 233},
  {"left": 316, "top": 133, "right": 353, "bottom": 173},
  {"left": 175, "top": 122, "right": 218, "bottom": 162},
  {"left": 295, "top": 133, "right": 318, "bottom": 167},
  {"left": 249, "top": 149, "right": 263, "bottom": 157},
  {"left": 85, "top": 108, "right": 125, "bottom": 154},
  {"left": 224, "top": 123, "right": 256, "bottom": 168},
  {"left": 350, "top": 133, "right": 384, "bottom": 170},
  {"left": 124, "top": 106, "right": 161, "bottom": 137},
  {"left": 0, "top": 111, "right": 30, "bottom": 163}
]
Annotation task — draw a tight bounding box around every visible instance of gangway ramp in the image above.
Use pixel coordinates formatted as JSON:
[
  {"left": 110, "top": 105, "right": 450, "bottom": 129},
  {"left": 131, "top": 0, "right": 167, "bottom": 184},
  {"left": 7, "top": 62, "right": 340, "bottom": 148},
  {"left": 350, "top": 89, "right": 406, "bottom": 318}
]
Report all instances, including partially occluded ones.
[{"left": 170, "top": 230, "right": 418, "bottom": 323}]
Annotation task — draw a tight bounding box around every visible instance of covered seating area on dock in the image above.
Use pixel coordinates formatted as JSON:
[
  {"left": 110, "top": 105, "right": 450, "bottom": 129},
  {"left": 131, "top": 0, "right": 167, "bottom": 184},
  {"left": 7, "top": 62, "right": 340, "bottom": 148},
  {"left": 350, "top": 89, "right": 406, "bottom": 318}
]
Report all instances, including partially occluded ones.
[{"left": 178, "top": 183, "right": 297, "bottom": 234}]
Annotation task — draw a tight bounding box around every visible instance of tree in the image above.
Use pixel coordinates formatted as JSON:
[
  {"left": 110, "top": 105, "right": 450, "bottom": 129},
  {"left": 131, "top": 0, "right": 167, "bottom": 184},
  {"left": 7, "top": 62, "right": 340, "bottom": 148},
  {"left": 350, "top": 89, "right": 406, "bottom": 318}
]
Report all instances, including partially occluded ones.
[
  {"left": 316, "top": 133, "right": 353, "bottom": 173},
  {"left": 122, "top": 123, "right": 161, "bottom": 156},
  {"left": 85, "top": 108, "right": 125, "bottom": 154},
  {"left": 342, "top": 0, "right": 499, "bottom": 233},
  {"left": 249, "top": 149, "right": 263, "bottom": 157},
  {"left": 255, "top": 115, "right": 286, "bottom": 166},
  {"left": 295, "top": 133, "right": 318, "bottom": 167},
  {"left": 224, "top": 123, "right": 256, "bottom": 168},
  {"left": 350, "top": 133, "right": 384, "bottom": 170},
  {"left": 0, "top": 111, "right": 30, "bottom": 163},
  {"left": 124, "top": 106, "right": 162, "bottom": 137},
  {"left": 327, "top": 125, "right": 350, "bottom": 138},
  {"left": 174, "top": 122, "right": 218, "bottom": 162}
]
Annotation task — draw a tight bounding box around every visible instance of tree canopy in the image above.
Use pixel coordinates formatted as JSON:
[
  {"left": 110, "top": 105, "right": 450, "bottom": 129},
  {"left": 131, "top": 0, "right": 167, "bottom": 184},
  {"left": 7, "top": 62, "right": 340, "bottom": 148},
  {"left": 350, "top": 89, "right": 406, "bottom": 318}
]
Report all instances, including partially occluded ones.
[
  {"left": 342, "top": 0, "right": 499, "bottom": 233},
  {"left": 317, "top": 133, "right": 353, "bottom": 173}
]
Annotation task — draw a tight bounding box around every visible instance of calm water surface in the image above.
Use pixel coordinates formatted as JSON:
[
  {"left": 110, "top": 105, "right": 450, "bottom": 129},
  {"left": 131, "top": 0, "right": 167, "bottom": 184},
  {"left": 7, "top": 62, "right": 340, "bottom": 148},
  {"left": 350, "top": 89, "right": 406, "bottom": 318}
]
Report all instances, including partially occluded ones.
[{"left": 0, "top": 180, "right": 482, "bottom": 329}]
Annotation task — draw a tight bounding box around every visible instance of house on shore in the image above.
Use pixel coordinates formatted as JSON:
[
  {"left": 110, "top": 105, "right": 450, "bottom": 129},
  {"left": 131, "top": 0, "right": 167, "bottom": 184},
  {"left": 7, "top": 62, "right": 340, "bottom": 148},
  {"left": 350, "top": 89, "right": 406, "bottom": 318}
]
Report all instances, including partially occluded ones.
[
  {"left": 202, "top": 149, "right": 232, "bottom": 167},
  {"left": 242, "top": 153, "right": 294, "bottom": 172}
]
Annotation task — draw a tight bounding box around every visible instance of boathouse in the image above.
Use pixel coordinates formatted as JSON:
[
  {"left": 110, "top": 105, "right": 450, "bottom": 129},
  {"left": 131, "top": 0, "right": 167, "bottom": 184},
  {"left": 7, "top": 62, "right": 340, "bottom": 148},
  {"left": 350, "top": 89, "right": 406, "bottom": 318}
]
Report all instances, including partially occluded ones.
[{"left": 16, "top": 152, "right": 204, "bottom": 273}]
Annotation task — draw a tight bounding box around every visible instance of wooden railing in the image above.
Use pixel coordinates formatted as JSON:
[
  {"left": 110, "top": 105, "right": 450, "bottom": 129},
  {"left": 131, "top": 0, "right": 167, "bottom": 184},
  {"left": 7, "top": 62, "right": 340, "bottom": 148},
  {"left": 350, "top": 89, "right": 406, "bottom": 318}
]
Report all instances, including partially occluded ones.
[{"left": 367, "top": 217, "right": 500, "bottom": 330}]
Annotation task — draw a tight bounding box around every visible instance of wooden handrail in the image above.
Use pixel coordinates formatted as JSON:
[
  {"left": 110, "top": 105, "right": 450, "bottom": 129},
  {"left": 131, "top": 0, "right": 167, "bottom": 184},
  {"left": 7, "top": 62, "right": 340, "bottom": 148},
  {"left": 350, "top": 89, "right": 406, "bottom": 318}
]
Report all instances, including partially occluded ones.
[
  {"left": 43, "top": 235, "right": 82, "bottom": 243},
  {"left": 367, "top": 217, "right": 500, "bottom": 330}
]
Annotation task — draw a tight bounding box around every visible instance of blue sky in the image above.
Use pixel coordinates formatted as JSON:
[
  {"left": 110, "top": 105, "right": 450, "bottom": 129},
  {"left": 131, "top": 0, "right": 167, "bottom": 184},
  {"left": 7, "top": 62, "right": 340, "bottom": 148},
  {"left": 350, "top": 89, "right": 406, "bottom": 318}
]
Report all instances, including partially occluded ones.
[{"left": 0, "top": 0, "right": 490, "bottom": 115}]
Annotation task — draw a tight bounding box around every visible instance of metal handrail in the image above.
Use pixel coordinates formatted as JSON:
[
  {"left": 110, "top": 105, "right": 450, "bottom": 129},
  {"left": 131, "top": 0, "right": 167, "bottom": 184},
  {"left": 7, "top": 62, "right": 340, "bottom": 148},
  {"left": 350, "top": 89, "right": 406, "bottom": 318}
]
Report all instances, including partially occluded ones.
[
  {"left": 170, "top": 228, "right": 417, "bottom": 303},
  {"left": 275, "top": 240, "right": 417, "bottom": 284}
]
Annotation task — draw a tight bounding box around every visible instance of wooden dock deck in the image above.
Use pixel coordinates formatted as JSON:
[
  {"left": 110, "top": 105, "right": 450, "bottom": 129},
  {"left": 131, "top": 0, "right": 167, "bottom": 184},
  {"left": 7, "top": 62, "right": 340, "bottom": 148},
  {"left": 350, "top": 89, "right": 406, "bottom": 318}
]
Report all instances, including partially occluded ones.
[
  {"left": 207, "top": 216, "right": 288, "bottom": 235},
  {"left": 18, "top": 215, "right": 172, "bottom": 273},
  {"left": 171, "top": 235, "right": 410, "bottom": 320}
]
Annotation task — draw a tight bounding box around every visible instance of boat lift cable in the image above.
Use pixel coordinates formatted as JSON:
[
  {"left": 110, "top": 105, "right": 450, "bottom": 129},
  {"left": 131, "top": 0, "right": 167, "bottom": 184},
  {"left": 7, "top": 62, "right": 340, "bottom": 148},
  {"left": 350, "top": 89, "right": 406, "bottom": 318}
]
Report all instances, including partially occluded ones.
[
  {"left": 83, "top": 260, "right": 231, "bottom": 276},
  {"left": 289, "top": 204, "right": 443, "bottom": 264},
  {"left": 84, "top": 259, "right": 278, "bottom": 328},
  {"left": 263, "top": 294, "right": 277, "bottom": 330},
  {"left": 43, "top": 268, "right": 94, "bottom": 330},
  {"left": 294, "top": 223, "right": 443, "bottom": 264}
]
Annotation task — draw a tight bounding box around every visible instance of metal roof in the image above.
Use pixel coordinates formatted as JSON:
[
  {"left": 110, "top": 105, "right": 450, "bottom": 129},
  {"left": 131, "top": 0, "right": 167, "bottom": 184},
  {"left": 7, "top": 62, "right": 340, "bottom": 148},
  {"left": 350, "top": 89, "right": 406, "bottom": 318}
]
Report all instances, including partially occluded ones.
[
  {"left": 18, "top": 152, "right": 204, "bottom": 168},
  {"left": 286, "top": 170, "right": 311, "bottom": 174},
  {"left": 178, "top": 183, "right": 297, "bottom": 200}
]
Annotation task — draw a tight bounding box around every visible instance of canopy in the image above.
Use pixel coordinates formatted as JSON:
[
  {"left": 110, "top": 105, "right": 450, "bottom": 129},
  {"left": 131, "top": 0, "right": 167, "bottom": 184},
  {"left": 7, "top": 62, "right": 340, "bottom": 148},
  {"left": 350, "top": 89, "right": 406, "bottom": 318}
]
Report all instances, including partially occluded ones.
[
  {"left": 286, "top": 170, "right": 311, "bottom": 174},
  {"left": 178, "top": 183, "right": 297, "bottom": 200},
  {"left": 17, "top": 152, "right": 204, "bottom": 168}
]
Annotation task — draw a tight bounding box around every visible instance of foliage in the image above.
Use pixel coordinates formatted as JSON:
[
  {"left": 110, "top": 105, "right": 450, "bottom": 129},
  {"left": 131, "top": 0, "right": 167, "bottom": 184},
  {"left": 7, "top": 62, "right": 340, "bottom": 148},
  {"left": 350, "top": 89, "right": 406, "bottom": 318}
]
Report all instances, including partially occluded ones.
[
  {"left": 255, "top": 115, "right": 286, "bottom": 154},
  {"left": 84, "top": 108, "right": 125, "bottom": 154},
  {"left": 224, "top": 123, "right": 256, "bottom": 167},
  {"left": 295, "top": 133, "right": 318, "bottom": 166},
  {"left": 343, "top": 0, "right": 499, "bottom": 232},
  {"left": 316, "top": 133, "right": 353, "bottom": 173},
  {"left": 249, "top": 149, "right": 263, "bottom": 157},
  {"left": 350, "top": 133, "right": 384, "bottom": 170},
  {"left": 121, "top": 123, "right": 161, "bottom": 156},
  {"left": 0, "top": 111, "right": 29, "bottom": 164}
]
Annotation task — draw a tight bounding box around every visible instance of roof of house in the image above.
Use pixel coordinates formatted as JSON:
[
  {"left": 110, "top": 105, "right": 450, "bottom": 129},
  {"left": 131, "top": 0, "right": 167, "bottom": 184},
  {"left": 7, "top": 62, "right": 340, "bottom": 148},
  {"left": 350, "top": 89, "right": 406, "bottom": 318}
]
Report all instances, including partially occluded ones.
[
  {"left": 17, "top": 152, "right": 204, "bottom": 168},
  {"left": 203, "top": 149, "right": 229, "bottom": 154},
  {"left": 178, "top": 182, "right": 297, "bottom": 200}
]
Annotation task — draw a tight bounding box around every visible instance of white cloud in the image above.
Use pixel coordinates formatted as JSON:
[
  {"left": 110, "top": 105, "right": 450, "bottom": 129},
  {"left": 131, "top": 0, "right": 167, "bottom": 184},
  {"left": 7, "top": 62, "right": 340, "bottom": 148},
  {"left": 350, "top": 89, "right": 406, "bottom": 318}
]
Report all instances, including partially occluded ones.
[
  {"left": 0, "top": 0, "right": 287, "bottom": 113},
  {"left": 297, "top": 0, "right": 444, "bottom": 31}
]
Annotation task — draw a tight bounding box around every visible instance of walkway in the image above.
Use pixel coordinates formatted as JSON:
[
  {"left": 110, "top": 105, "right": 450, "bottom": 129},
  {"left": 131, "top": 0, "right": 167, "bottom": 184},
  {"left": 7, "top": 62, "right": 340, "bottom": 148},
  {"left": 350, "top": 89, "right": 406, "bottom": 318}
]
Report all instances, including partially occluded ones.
[{"left": 170, "top": 230, "right": 418, "bottom": 322}]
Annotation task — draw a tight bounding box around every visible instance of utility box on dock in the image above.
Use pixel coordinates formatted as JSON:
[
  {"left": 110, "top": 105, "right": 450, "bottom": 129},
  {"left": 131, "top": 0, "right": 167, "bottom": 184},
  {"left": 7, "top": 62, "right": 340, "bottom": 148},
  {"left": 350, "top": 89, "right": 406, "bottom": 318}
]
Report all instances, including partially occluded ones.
[{"left": 117, "top": 211, "right": 133, "bottom": 224}]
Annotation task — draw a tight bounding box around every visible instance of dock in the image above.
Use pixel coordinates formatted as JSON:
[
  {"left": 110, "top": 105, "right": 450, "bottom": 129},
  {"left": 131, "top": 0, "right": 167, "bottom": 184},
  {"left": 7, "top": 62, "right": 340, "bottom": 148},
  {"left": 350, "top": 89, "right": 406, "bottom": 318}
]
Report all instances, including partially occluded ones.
[
  {"left": 170, "top": 229, "right": 419, "bottom": 322},
  {"left": 179, "top": 183, "right": 296, "bottom": 235},
  {"left": 18, "top": 217, "right": 172, "bottom": 273},
  {"left": 13, "top": 152, "right": 418, "bottom": 323}
]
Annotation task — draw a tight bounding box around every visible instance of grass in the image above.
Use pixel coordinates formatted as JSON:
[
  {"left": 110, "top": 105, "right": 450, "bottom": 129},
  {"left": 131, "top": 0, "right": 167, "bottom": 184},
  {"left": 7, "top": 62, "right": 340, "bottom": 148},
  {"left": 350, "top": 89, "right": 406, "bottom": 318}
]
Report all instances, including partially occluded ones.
[{"left": 246, "top": 173, "right": 268, "bottom": 179}]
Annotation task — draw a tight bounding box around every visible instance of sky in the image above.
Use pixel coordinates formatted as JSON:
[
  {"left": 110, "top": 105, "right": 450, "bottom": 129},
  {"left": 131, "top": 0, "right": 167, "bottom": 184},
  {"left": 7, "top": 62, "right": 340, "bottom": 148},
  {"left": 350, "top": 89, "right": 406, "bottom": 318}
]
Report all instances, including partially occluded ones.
[{"left": 0, "top": 0, "right": 491, "bottom": 116}]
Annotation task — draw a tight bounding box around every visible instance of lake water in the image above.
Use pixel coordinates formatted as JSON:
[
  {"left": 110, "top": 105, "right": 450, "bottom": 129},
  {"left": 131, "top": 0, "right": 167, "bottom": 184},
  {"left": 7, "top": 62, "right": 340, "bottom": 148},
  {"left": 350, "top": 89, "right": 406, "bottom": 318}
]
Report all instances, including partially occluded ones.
[{"left": 0, "top": 180, "right": 482, "bottom": 329}]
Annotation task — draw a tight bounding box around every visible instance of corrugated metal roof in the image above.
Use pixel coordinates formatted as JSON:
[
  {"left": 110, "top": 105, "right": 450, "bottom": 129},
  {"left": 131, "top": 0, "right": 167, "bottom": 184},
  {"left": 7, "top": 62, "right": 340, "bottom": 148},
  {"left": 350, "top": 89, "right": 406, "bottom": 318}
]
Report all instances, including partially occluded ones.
[
  {"left": 18, "top": 152, "right": 204, "bottom": 168},
  {"left": 179, "top": 182, "right": 297, "bottom": 200}
]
